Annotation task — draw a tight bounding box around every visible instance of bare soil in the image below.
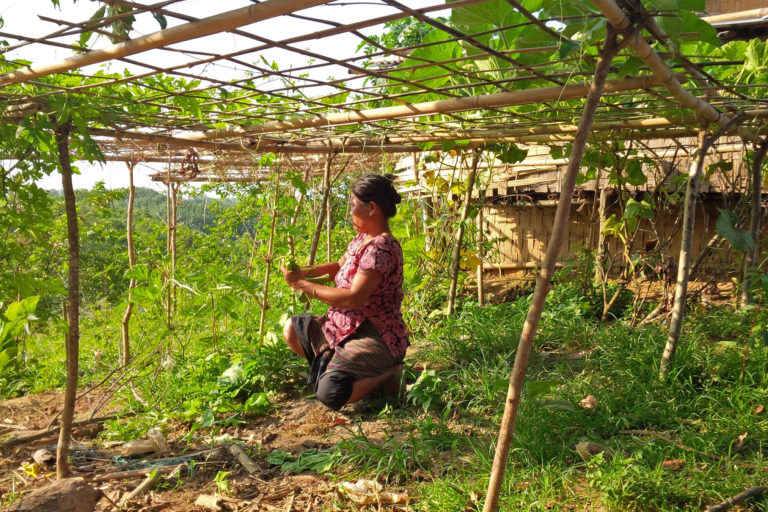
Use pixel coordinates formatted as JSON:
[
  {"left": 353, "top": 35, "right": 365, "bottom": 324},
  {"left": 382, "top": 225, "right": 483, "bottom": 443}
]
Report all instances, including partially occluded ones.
[{"left": 1, "top": 391, "right": 410, "bottom": 511}]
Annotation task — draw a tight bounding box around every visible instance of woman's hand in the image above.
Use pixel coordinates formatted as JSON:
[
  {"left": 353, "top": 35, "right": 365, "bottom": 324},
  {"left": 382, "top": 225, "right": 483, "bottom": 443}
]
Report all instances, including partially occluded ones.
[{"left": 280, "top": 265, "right": 305, "bottom": 289}]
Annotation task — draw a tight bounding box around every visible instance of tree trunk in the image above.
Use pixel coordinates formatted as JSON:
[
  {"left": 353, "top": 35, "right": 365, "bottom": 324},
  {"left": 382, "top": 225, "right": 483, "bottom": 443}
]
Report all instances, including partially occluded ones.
[
  {"left": 483, "top": 34, "right": 618, "bottom": 512},
  {"left": 658, "top": 115, "right": 742, "bottom": 377},
  {"left": 259, "top": 175, "right": 280, "bottom": 336},
  {"left": 595, "top": 186, "right": 609, "bottom": 284},
  {"left": 308, "top": 155, "right": 332, "bottom": 266},
  {"left": 120, "top": 162, "right": 137, "bottom": 367},
  {"left": 659, "top": 130, "right": 707, "bottom": 378},
  {"left": 741, "top": 138, "right": 768, "bottom": 304},
  {"left": 447, "top": 151, "right": 481, "bottom": 314},
  {"left": 54, "top": 120, "right": 79, "bottom": 479}
]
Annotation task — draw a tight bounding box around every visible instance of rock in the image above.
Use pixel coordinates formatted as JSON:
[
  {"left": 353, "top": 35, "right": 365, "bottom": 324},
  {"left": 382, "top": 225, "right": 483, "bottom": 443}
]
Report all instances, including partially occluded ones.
[{"left": 7, "top": 478, "right": 102, "bottom": 512}]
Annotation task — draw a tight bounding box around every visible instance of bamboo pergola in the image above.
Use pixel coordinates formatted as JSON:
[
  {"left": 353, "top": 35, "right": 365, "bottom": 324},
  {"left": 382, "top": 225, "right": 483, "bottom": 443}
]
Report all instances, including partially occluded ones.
[
  {"left": 1, "top": 0, "right": 766, "bottom": 184},
  {"left": 3, "top": 0, "right": 768, "bottom": 508}
]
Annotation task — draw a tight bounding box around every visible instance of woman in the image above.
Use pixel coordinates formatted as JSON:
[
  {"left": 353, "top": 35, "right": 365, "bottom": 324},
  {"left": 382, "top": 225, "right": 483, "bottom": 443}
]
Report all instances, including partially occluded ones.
[{"left": 280, "top": 174, "right": 408, "bottom": 410}]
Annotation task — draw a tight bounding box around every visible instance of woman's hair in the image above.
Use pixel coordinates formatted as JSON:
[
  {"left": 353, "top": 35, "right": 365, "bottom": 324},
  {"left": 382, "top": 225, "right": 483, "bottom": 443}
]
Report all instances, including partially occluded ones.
[{"left": 351, "top": 173, "right": 402, "bottom": 219}]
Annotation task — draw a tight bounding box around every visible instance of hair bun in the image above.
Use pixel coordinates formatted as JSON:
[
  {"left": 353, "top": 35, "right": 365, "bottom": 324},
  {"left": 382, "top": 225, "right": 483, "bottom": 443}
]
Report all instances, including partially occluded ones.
[{"left": 383, "top": 174, "right": 401, "bottom": 204}]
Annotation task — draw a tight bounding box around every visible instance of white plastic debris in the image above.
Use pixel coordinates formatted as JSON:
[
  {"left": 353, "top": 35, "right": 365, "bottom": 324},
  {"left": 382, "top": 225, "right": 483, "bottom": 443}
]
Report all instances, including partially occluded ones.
[
  {"left": 339, "top": 479, "right": 408, "bottom": 505},
  {"left": 147, "top": 428, "right": 169, "bottom": 455}
]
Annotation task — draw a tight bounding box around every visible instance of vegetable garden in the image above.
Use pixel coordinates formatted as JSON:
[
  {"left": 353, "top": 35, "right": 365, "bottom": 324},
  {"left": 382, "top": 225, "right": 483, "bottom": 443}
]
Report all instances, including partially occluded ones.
[{"left": 1, "top": 0, "right": 767, "bottom": 510}]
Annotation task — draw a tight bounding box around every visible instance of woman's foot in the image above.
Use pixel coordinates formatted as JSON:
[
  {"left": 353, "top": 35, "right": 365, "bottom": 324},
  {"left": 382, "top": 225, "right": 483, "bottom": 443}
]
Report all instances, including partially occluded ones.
[{"left": 381, "top": 364, "right": 404, "bottom": 400}]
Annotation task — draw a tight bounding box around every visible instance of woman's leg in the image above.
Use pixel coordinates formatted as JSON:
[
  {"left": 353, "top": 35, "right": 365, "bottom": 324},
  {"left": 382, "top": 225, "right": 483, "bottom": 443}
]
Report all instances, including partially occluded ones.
[
  {"left": 282, "top": 319, "right": 305, "bottom": 358},
  {"left": 346, "top": 365, "right": 403, "bottom": 405}
]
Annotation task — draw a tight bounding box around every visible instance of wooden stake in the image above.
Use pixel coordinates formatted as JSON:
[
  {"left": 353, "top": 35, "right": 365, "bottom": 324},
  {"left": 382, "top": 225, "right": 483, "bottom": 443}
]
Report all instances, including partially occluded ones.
[
  {"left": 121, "top": 161, "right": 137, "bottom": 367},
  {"left": 477, "top": 196, "right": 485, "bottom": 306},
  {"left": 259, "top": 173, "right": 280, "bottom": 337},
  {"left": 447, "top": 150, "right": 481, "bottom": 314},
  {"left": 482, "top": 33, "right": 619, "bottom": 512},
  {"left": 54, "top": 119, "right": 79, "bottom": 480},
  {"left": 308, "top": 155, "right": 333, "bottom": 266}
]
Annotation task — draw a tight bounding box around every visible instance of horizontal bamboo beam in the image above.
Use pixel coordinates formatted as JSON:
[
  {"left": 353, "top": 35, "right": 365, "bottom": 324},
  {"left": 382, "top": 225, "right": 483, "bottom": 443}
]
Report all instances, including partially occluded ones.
[
  {"left": 178, "top": 74, "right": 688, "bottom": 141},
  {"left": 591, "top": 0, "right": 760, "bottom": 144},
  {"left": 0, "top": 0, "right": 333, "bottom": 87}
]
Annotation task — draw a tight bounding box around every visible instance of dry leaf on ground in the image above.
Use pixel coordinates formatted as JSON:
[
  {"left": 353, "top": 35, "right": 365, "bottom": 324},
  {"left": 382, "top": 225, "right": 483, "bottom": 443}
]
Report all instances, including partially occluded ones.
[
  {"left": 754, "top": 405, "right": 764, "bottom": 415},
  {"left": 662, "top": 459, "right": 684, "bottom": 471},
  {"left": 734, "top": 431, "right": 748, "bottom": 448},
  {"left": 579, "top": 395, "right": 597, "bottom": 409}
]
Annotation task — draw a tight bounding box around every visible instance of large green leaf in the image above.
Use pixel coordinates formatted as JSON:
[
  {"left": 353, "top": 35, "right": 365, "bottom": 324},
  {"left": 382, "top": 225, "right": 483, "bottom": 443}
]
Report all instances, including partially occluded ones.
[{"left": 716, "top": 209, "right": 753, "bottom": 252}]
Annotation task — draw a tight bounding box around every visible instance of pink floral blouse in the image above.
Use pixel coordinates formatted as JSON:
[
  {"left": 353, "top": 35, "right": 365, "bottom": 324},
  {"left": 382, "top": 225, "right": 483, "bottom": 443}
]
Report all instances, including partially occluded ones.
[{"left": 321, "top": 232, "right": 409, "bottom": 360}]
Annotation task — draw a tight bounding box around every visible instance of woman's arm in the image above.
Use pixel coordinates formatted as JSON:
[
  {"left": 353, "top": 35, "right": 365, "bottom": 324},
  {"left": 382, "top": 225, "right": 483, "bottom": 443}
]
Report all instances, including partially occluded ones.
[
  {"left": 283, "top": 267, "right": 381, "bottom": 309},
  {"left": 302, "top": 261, "right": 341, "bottom": 280}
]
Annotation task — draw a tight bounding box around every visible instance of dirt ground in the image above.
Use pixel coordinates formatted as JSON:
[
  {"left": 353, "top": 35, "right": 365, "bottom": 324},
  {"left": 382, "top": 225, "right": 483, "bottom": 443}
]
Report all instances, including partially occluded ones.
[{"left": 0, "top": 391, "right": 410, "bottom": 511}]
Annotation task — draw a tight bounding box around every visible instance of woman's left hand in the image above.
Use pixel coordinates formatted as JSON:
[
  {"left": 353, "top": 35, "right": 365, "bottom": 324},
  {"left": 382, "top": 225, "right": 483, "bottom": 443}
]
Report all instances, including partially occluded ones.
[{"left": 280, "top": 265, "right": 304, "bottom": 289}]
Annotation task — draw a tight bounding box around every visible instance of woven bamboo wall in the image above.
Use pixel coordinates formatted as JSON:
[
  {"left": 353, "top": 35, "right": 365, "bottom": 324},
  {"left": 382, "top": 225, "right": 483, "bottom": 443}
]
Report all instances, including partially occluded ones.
[
  {"left": 706, "top": 0, "right": 767, "bottom": 13},
  {"left": 482, "top": 198, "right": 767, "bottom": 272}
]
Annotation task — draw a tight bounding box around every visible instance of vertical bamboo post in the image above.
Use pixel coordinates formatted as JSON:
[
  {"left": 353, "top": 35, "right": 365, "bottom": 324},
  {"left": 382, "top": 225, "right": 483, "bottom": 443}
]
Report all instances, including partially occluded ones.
[
  {"left": 595, "top": 185, "right": 609, "bottom": 284},
  {"left": 659, "top": 130, "right": 707, "bottom": 378},
  {"left": 477, "top": 196, "right": 486, "bottom": 305},
  {"left": 308, "top": 154, "right": 333, "bottom": 266},
  {"left": 447, "top": 150, "right": 481, "bottom": 315},
  {"left": 165, "top": 173, "right": 172, "bottom": 330},
  {"left": 54, "top": 120, "right": 78, "bottom": 479},
  {"left": 327, "top": 175, "right": 333, "bottom": 263},
  {"left": 171, "top": 183, "right": 178, "bottom": 318},
  {"left": 120, "top": 161, "right": 137, "bottom": 366},
  {"left": 259, "top": 172, "right": 281, "bottom": 337},
  {"left": 483, "top": 34, "right": 618, "bottom": 512},
  {"left": 741, "top": 138, "right": 768, "bottom": 305}
]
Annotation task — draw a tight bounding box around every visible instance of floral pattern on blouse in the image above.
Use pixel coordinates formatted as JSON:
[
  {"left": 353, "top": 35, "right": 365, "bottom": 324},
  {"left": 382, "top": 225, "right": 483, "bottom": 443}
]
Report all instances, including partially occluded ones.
[{"left": 321, "top": 232, "right": 409, "bottom": 360}]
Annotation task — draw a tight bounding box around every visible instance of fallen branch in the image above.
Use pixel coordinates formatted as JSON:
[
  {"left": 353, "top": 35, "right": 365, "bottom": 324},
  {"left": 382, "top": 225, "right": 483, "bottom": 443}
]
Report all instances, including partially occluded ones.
[
  {"left": 91, "top": 447, "right": 225, "bottom": 482},
  {"left": 707, "top": 486, "right": 767, "bottom": 512},
  {"left": 617, "top": 430, "right": 757, "bottom": 468},
  {"left": 1, "top": 415, "right": 118, "bottom": 449},
  {"left": 118, "top": 467, "right": 162, "bottom": 507},
  {"left": 226, "top": 443, "right": 259, "bottom": 475}
]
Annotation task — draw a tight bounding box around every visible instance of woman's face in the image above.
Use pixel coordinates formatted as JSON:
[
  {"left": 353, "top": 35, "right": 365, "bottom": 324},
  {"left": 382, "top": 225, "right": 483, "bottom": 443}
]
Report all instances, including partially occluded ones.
[{"left": 349, "top": 194, "right": 372, "bottom": 232}]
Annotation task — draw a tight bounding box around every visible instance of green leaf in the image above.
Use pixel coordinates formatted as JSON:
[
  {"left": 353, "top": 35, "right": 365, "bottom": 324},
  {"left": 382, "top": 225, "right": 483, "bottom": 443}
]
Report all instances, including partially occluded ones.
[
  {"left": 681, "top": 12, "right": 719, "bottom": 47},
  {"left": 625, "top": 160, "right": 647, "bottom": 186},
  {"left": 625, "top": 198, "right": 654, "bottom": 220},
  {"left": 716, "top": 208, "right": 753, "bottom": 252},
  {"left": 152, "top": 12, "right": 168, "bottom": 30},
  {"left": 558, "top": 39, "right": 580, "bottom": 59},
  {"left": 524, "top": 379, "right": 558, "bottom": 399},
  {"left": 536, "top": 399, "right": 578, "bottom": 412}
]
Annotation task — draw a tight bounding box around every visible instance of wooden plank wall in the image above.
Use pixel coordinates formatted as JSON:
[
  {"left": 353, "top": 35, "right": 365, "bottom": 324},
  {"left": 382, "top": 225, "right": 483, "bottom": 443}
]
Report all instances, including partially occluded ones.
[{"left": 482, "top": 198, "right": 767, "bottom": 273}]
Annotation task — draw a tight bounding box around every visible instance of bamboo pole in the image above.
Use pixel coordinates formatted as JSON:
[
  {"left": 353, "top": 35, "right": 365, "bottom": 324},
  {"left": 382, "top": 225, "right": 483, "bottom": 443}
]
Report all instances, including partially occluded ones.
[
  {"left": 0, "top": 0, "right": 333, "bottom": 87},
  {"left": 741, "top": 138, "right": 768, "bottom": 305},
  {"left": 180, "top": 75, "right": 685, "bottom": 142},
  {"left": 308, "top": 155, "right": 333, "bottom": 267},
  {"left": 477, "top": 196, "right": 485, "bottom": 306},
  {"left": 259, "top": 174, "right": 280, "bottom": 337},
  {"left": 54, "top": 120, "right": 79, "bottom": 479},
  {"left": 120, "top": 161, "right": 137, "bottom": 367},
  {"left": 483, "top": 33, "right": 619, "bottom": 512},
  {"left": 447, "top": 151, "right": 481, "bottom": 315}
]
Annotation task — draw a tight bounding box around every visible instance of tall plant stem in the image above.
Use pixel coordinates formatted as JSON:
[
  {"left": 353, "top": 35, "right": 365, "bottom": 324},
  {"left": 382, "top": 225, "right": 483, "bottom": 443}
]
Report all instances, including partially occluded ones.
[
  {"left": 659, "top": 116, "right": 743, "bottom": 378},
  {"left": 741, "top": 137, "right": 768, "bottom": 304},
  {"left": 308, "top": 154, "right": 333, "bottom": 266},
  {"left": 447, "top": 150, "right": 481, "bottom": 314},
  {"left": 54, "top": 120, "right": 78, "bottom": 479},
  {"left": 121, "top": 161, "right": 137, "bottom": 366},
  {"left": 483, "top": 33, "right": 618, "bottom": 512},
  {"left": 259, "top": 173, "right": 281, "bottom": 337}
]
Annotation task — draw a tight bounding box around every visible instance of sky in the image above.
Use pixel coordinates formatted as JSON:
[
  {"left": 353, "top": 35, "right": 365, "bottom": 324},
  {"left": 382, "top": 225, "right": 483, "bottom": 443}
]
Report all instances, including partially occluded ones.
[{"left": 3, "top": 0, "right": 449, "bottom": 191}]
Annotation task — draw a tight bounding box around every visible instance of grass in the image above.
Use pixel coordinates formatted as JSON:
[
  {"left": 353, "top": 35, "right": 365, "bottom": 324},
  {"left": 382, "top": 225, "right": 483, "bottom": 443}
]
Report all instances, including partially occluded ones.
[
  {"left": 4, "top": 278, "right": 767, "bottom": 511},
  {"left": 331, "top": 293, "right": 768, "bottom": 511}
]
